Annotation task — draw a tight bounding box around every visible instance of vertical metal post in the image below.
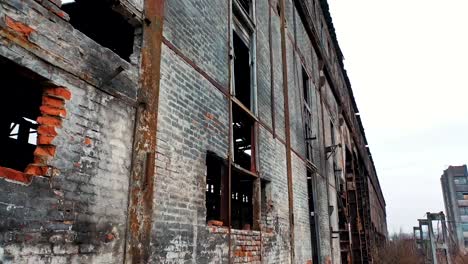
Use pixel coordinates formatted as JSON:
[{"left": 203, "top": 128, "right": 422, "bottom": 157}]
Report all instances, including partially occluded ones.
[
  {"left": 125, "top": 0, "right": 165, "bottom": 263},
  {"left": 278, "top": 0, "right": 295, "bottom": 261}
]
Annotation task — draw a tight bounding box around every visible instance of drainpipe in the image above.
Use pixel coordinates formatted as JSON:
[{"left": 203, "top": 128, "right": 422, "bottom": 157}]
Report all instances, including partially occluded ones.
[{"left": 124, "top": 0, "right": 165, "bottom": 263}]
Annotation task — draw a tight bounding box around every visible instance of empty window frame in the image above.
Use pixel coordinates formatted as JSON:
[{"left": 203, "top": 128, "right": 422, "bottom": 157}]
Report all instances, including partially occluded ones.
[
  {"left": 232, "top": 0, "right": 256, "bottom": 112},
  {"left": 231, "top": 102, "right": 258, "bottom": 230},
  {"left": 206, "top": 152, "right": 229, "bottom": 225},
  {"left": 0, "top": 58, "right": 42, "bottom": 171},
  {"left": 307, "top": 170, "right": 320, "bottom": 264},
  {"left": 233, "top": 31, "right": 253, "bottom": 110},
  {"left": 232, "top": 104, "right": 255, "bottom": 171},
  {"left": 205, "top": 151, "right": 259, "bottom": 230},
  {"left": 234, "top": 0, "right": 253, "bottom": 17},
  {"left": 205, "top": 0, "right": 259, "bottom": 231},
  {"left": 231, "top": 167, "right": 255, "bottom": 230},
  {"left": 302, "top": 66, "right": 314, "bottom": 161},
  {"left": 62, "top": 0, "right": 135, "bottom": 61}
]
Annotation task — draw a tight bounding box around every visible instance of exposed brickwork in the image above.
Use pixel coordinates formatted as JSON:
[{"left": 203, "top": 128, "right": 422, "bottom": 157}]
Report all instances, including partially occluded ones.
[
  {"left": 0, "top": 86, "right": 70, "bottom": 184},
  {"left": 231, "top": 230, "right": 261, "bottom": 263},
  {"left": 0, "top": 0, "right": 387, "bottom": 263}
]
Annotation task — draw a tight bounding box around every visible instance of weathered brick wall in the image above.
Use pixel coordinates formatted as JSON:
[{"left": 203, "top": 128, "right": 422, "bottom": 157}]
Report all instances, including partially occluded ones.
[
  {"left": 258, "top": 126, "right": 290, "bottom": 263},
  {"left": 163, "top": 0, "right": 229, "bottom": 88},
  {"left": 255, "top": 0, "right": 273, "bottom": 129},
  {"left": 231, "top": 230, "right": 261, "bottom": 263},
  {"left": 0, "top": 0, "right": 139, "bottom": 263},
  {"left": 270, "top": 4, "right": 286, "bottom": 141},
  {"left": 0, "top": 0, "right": 387, "bottom": 263},
  {"left": 291, "top": 153, "right": 313, "bottom": 264},
  {"left": 150, "top": 44, "right": 230, "bottom": 263}
]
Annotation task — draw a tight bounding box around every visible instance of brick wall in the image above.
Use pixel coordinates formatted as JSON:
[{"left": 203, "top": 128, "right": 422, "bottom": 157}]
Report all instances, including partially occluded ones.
[
  {"left": 0, "top": 0, "right": 139, "bottom": 263},
  {"left": 0, "top": 0, "right": 386, "bottom": 263}
]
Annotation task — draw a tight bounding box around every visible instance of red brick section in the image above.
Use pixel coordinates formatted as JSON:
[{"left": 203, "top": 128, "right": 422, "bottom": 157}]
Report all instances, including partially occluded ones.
[
  {"left": 0, "top": 86, "right": 71, "bottom": 184},
  {"left": 231, "top": 230, "right": 261, "bottom": 263},
  {"left": 26, "top": 86, "right": 70, "bottom": 177},
  {"left": 0, "top": 167, "right": 31, "bottom": 184}
]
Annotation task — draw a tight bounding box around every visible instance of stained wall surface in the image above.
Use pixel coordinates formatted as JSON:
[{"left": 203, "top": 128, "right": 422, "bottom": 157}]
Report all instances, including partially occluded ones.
[{"left": 0, "top": 0, "right": 387, "bottom": 263}]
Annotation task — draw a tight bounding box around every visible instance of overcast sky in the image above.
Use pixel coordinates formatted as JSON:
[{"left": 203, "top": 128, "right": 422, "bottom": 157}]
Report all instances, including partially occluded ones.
[{"left": 328, "top": 0, "right": 468, "bottom": 234}]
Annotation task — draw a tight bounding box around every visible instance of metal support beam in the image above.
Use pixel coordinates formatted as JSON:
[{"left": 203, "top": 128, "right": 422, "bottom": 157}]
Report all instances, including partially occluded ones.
[
  {"left": 125, "top": 0, "right": 165, "bottom": 263},
  {"left": 278, "top": 0, "right": 295, "bottom": 261}
]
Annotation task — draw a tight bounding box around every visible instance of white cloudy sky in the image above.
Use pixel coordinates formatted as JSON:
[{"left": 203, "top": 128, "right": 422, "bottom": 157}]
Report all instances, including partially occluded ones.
[{"left": 328, "top": 0, "right": 468, "bottom": 234}]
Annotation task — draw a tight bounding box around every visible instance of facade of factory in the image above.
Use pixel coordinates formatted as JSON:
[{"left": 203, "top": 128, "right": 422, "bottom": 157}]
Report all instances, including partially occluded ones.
[
  {"left": 441, "top": 165, "right": 468, "bottom": 254},
  {"left": 0, "top": 0, "right": 387, "bottom": 263}
]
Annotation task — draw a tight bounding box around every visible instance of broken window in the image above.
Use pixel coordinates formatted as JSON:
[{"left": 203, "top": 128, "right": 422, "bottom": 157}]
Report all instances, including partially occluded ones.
[
  {"left": 205, "top": 0, "right": 259, "bottom": 231},
  {"left": 236, "top": 0, "right": 252, "bottom": 16},
  {"left": 232, "top": 0, "right": 255, "bottom": 111},
  {"left": 302, "top": 66, "right": 314, "bottom": 161},
  {"left": 205, "top": 151, "right": 259, "bottom": 230},
  {"left": 231, "top": 101, "right": 258, "bottom": 230},
  {"left": 232, "top": 104, "right": 255, "bottom": 171},
  {"left": 307, "top": 170, "right": 320, "bottom": 264},
  {"left": 231, "top": 167, "right": 255, "bottom": 230},
  {"left": 62, "top": 0, "right": 135, "bottom": 61},
  {"left": 0, "top": 58, "right": 42, "bottom": 171},
  {"left": 206, "top": 152, "right": 229, "bottom": 225},
  {"left": 233, "top": 31, "right": 252, "bottom": 109}
]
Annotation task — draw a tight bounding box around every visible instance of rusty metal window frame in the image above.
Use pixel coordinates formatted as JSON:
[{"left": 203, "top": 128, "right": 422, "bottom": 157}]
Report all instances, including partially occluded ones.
[
  {"left": 231, "top": 0, "right": 257, "bottom": 115},
  {"left": 302, "top": 65, "right": 315, "bottom": 162},
  {"left": 223, "top": 0, "right": 260, "bottom": 231}
]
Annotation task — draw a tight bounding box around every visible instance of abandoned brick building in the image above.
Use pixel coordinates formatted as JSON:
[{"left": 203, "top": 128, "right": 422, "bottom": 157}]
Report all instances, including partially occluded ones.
[{"left": 0, "top": 0, "right": 387, "bottom": 263}]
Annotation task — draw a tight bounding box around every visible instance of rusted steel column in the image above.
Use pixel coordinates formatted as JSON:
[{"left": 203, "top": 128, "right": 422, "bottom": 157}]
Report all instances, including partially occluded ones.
[
  {"left": 278, "top": 0, "right": 295, "bottom": 262},
  {"left": 125, "top": 0, "right": 165, "bottom": 263}
]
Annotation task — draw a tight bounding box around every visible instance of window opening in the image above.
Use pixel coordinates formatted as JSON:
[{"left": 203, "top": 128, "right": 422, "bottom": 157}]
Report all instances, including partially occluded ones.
[
  {"left": 458, "top": 192, "right": 468, "bottom": 200},
  {"left": 302, "top": 66, "right": 314, "bottom": 161},
  {"left": 231, "top": 167, "right": 255, "bottom": 230},
  {"left": 232, "top": 104, "right": 255, "bottom": 171},
  {"left": 460, "top": 207, "right": 468, "bottom": 216},
  {"left": 236, "top": 0, "right": 252, "bottom": 15},
  {"left": 454, "top": 176, "right": 467, "bottom": 185},
  {"left": 205, "top": 151, "right": 229, "bottom": 225},
  {"left": 463, "top": 223, "right": 468, "bottom": 232},
  {"left": 233, "top": 31, "right": 252, "bottom": 109},
  {"left": 307, "top": 170, "right": 320, "bottom": 264},
  {"left": 62, "top": 0, "right": 135, "bottom": 61},
  {"left": 302, "top": 67, "right": 310, "bottom": 104},
  {"left": 0, "top": 58, "right": 42, "bottom": 171}
]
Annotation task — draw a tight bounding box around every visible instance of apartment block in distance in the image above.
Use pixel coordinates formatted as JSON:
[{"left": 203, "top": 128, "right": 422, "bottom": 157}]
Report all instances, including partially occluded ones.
[
  {"left": 0, "top": 0, "right": 387, "bottom": 263},
  {"left": 441, "top": 165, "right": 468, "bottom": 253}
]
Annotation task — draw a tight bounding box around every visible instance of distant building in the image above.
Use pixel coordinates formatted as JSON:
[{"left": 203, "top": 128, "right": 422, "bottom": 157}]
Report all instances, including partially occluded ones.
[{"left": 441, "top": 165, "right": 468, "bottom": 253}]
